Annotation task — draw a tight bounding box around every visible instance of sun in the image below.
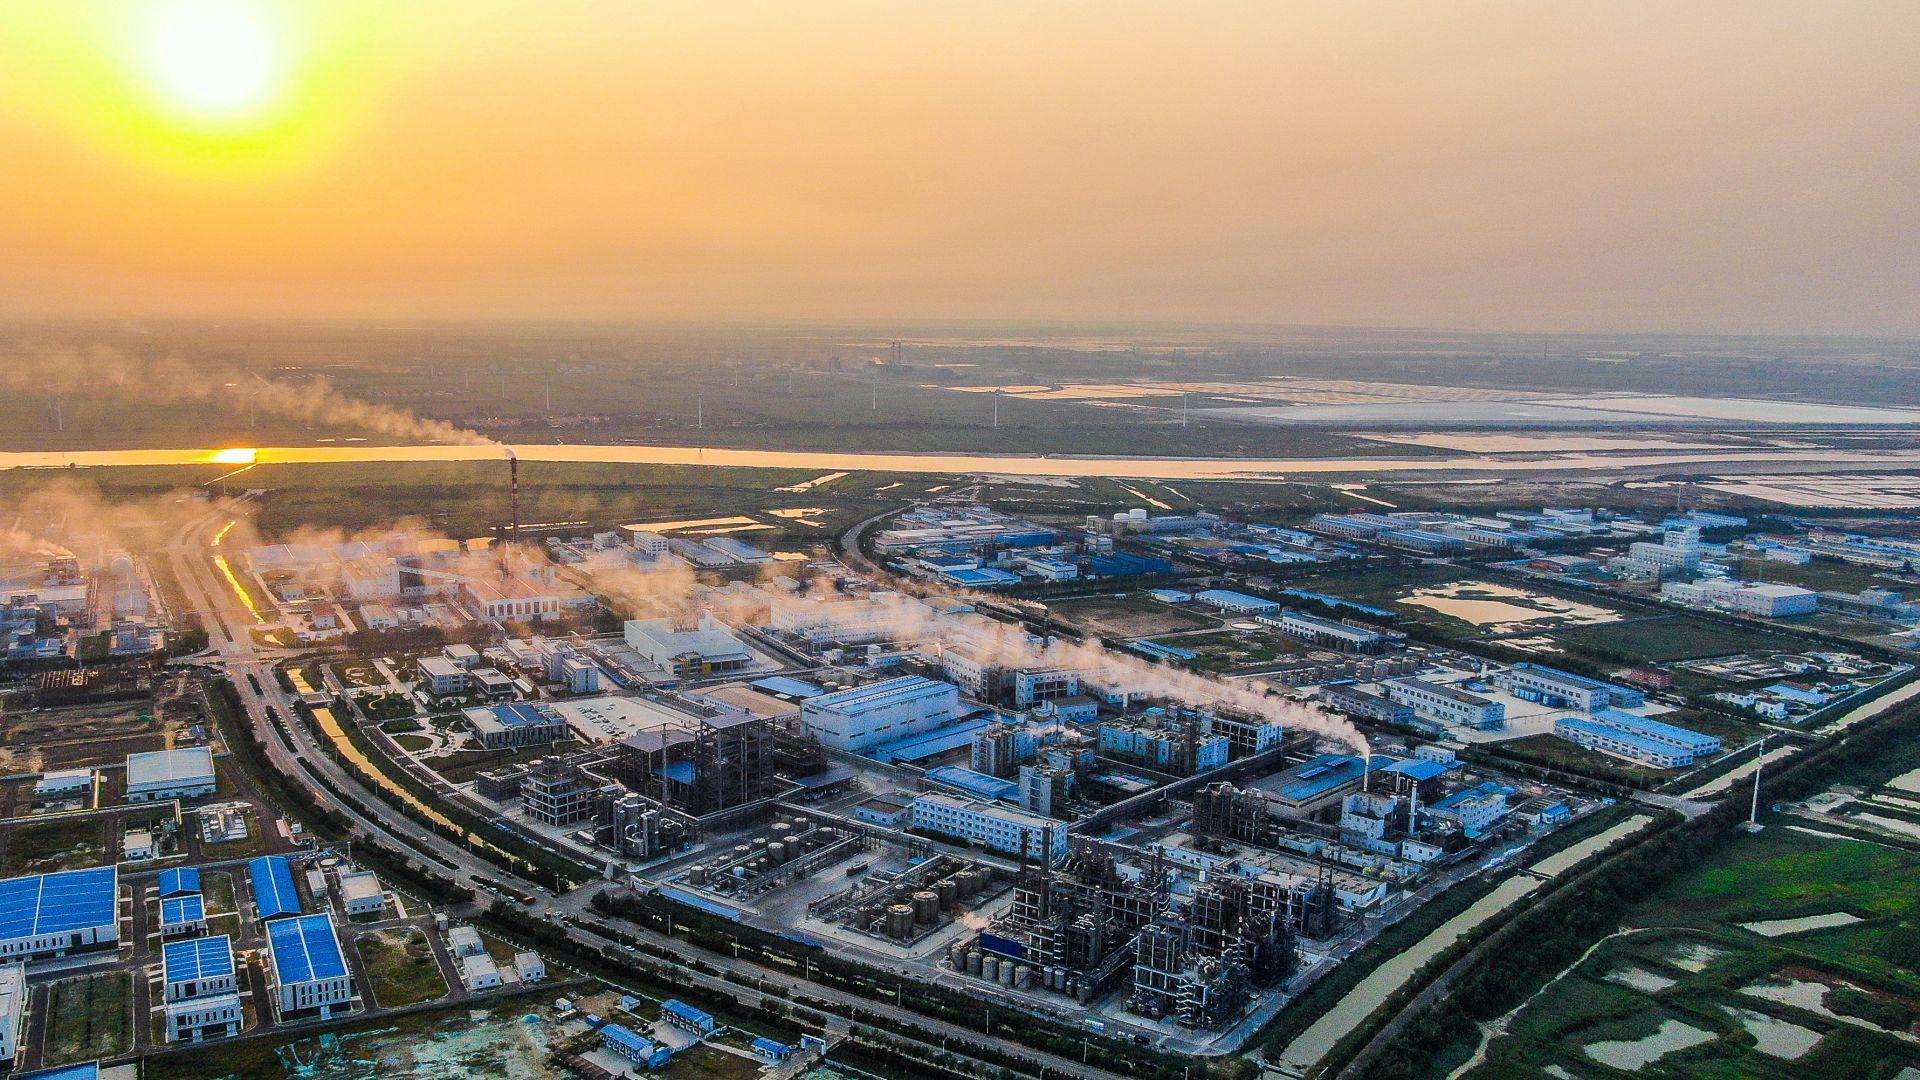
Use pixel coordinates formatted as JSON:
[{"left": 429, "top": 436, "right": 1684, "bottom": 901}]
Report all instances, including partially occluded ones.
[{"left": 141, "top": 0, "right": 283, "bottom": 122}]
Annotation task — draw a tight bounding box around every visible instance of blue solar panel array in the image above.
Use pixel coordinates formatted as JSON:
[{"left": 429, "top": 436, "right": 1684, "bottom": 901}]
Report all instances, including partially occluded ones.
[
  {"left": 163, "top": 934, "right": 235, "bottom": 985},
  {"left": 249, "top": 856, "right": 301, "bottom": 920},
  {"left": 0, "top": 866, "right": 117, "bottom": 940},
  {"left": 268, "top": 913, "right": 347, "bottom": 985},
  {"left": 156, "top": 867, "right": 201, "bottom": 898},
  {"left": 160, "top": 894, "right": 205, "bottom": 927}
]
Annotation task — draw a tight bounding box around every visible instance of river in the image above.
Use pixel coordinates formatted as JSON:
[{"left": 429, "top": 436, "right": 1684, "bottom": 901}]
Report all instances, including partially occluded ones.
[
  {"left": 5, "top": 443, "right": 1920, "bottom": 481},
  {"left": 1274, "top": 815, "right": 1655, "bottom": 1075}
]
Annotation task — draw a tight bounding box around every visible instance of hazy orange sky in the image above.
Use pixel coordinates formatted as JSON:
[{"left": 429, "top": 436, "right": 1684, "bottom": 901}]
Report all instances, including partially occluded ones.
[{"left": 0, "top": 2, "right": 1914, "bottom": 334}]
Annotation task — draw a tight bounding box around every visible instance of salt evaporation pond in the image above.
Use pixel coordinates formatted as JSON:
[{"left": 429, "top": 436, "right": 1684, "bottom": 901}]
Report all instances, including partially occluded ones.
[
  {"left": 1740, "top": 912, "right": 1863, "bottom": 937},
  {"left": 1583, "top": 1018, "right": 1715, "bottom": 1070},
  {"left": 1722, "top": 1005, "right": 1821, "bottom": 1059}
]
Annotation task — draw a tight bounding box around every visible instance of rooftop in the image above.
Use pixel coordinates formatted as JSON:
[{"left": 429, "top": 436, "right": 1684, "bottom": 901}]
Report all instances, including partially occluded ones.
[
  {"left": 125, "top": 747, "right": 215, "bottom": 788},
  {"left": 0, "top": 866, "right": 118, "bottom": 940},
  {"left": 266, "top": 913, "right": 348, "bottom": 985},
  {"left": 163, "top": 935, "right": 235, "bottom": 985}
]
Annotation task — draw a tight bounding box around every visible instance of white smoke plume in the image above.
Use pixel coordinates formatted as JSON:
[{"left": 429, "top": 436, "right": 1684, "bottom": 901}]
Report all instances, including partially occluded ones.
[
  {"left": 3, "top": 346, "right": 493, "bottom": 446},
  {"left": 697, "top": 577, "right": 1370, "bottom": 755}
]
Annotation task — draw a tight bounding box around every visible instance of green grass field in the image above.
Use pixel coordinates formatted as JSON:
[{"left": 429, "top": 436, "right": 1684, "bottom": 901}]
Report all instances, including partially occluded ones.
[
  {"left": 0, "top": 817, "right": 108, "bottom": 874},
  {"left": 43, "top": 972, "right": 132, "bottom": 1066},
  {"left": 1551, "top": 615, "right": 1810, "bottom": 665},
  {"left": 1467, "top": 828, "right": 1920, "bottom": 1078},
  {"left": 355, "top": 928, "right": 450, "bottom": 1008}
]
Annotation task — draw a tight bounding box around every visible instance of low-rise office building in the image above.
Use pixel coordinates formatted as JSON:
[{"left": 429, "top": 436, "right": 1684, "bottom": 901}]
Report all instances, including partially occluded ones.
[
  {"left": 909, "top": 792, "right": 1068, "bottom": 864},
  {"left": 1385, "top": 678, "right": 1506, "bottom": 730}
]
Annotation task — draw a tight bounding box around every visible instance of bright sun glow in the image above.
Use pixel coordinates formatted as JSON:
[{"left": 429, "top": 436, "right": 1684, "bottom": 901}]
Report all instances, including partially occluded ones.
[
  {"left": 142, "top": 0, "right": 282, "bottom": 121},
  {"left": 208, "top": 447, "right": 258, "bottom": 465}
]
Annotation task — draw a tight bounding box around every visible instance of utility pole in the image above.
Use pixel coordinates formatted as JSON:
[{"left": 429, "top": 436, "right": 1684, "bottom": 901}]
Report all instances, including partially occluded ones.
[
  {"left": 992, "top": 389, "right": 1000, "bottom": 429},
  {"left": 1181, "top": 392, "right": 1189, "bottom": 427},
  {"left": 1747, "top": 733, "right": 1766, "bottom": 830},
  {"left": 697, "top": 393, "right": 704, "bottom": 429},
  {"left": 545, "top": 380, "right": 552, "bottom": 412}
]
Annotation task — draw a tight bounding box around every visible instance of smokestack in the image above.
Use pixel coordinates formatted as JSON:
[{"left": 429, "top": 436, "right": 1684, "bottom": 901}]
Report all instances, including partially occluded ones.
[{"left": 508, "top": 450, "right": 520, "bottom": 542}]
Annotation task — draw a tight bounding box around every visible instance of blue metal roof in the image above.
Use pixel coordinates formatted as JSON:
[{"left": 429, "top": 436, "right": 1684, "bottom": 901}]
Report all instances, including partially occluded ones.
[
  {"left": 267, "top": 913, "right": 347, "bottom": 985},
  {"left": 925, "top": 765, "right": 1020, "bottom": 803},
  {"left": 752, "top": 1037, "right": 791, "bottom": 1056},
  {"left": 601, "top": 1023, "right": 653, "bottom": 1052},
  {"left": 655, "top": 886, "right": 743, "bottom": 922},
  {"left": 160, "top": 893, "right": 205, "bottom": 926},
  {"left": 156, "top": 867, "right": 201, "bottom": 898},
  {"left": 940, "top": 566, "right": 1021, "bottom": 587},
  {"left": 1378, "top": 758, "right": 1452, "bottom": 782},
  {"left": 869, "top": 718, "right": 991, "bottom": 764},
  {"left": 750, "top": 675, "right": 826, "bottom": 699},
  {"left": 0, "top": 866, "right": 117, "bottom": 940},
  {"left": 662, "top": 999, "right": 714, "bottom": 1028},
  {"left": 790, "top": 765, "right": 856, "bottom": 789},
  {"left": 15, "top": 1065, "right": 100, "bottom": 1080},
  {"left": 249, "top": 855, "right": 301, "bottom": 919},
  {"left": 1592, "top": 708, "right": 1722, "bottom": 752},
  {"left": 164, "top": 934, "right": 235, "bottom": 984}
]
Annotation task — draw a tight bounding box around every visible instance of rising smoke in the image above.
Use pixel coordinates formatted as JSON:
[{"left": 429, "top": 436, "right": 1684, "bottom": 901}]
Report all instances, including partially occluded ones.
[{"left": 2, "top": 346, "right": 493, "bottom": 446}]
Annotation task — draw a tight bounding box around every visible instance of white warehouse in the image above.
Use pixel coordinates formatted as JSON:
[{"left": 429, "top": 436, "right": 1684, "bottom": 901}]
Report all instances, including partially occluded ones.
[
  {"left": 801, "top": 676, "right": 960, "bottom": 753},
  {"left": 909, "top": 792, "right": 1068, "bottom": 865}
]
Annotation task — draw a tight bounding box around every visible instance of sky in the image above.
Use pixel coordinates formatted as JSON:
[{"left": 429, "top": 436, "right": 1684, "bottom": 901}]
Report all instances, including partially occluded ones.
[{"left": 0, "top": 1, "right": 1914, "bottom": 335}]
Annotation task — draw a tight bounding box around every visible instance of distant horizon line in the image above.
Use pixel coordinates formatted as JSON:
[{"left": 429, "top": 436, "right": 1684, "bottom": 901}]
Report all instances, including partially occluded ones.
[{"left": 1, "top": 314, "right": 1916, "bottom": 345}]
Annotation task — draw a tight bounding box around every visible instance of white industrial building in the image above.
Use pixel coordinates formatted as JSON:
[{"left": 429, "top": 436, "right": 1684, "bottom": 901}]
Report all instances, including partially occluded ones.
[
  {"left": 1660, "top": 578, "right": 1819, "bottom": 618},
  {"left": 265, "top": 913, "right": 354, "bottom": 1020},
  {"left": 125, "top": 747, "right": 217, "bottom": 803},
  {"left": 768, "top": 593, "right": 918, "bottom": 646},
  {"left": 462, "top": 702, "right": 569, "bottom": 750},
  {"left": 800, "top": 676, "right": 961, "bottom": 752},
  {"left": 1256, "top": 610, "right": 1392, "bottom": 653},
  {"left": 339, "top": 870, "right": 387, "bottom": 917},
  {"left": 416, "top": 656, "right": 470, "bottom": 698},
  {"left": 909, "top": 792, "right": 1068, "bottom": 864},
  {"left": 460, "top": 952, "right": 502, "bottom": 991},
  {"left": 1622, "top": 527, "right": 1704, "bottom": 578},
  {"left": 162, "top": 936, "right": 242, "bottom": 1043},
  {"left": 0, "top": 965, "right": 22, "bottom": 1063},
  {"left": 1384, "top": 679, "right": 1506, "bottom": 730},
  {"left": 624, "top": 614, "right": 754, "bottom": 676},
  {"left": 1492, "top": 663, "right": 1645, "bottom": 712}
]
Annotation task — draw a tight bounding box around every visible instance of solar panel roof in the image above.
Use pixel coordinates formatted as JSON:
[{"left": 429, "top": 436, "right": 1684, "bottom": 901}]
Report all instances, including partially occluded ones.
[
  {"left": 159, "top": 894, "right": 205, "bottom": 926},
  {"left": 267, "top": 913, "right": 347, "bottom": 985},
  {"left": 164, "top": 934, "right": 235, "bottom": 984},
  {"left": 0, "top": 866, "right": 117, "bottom": 941},
  {"left": 249, "top": 856, "right": 301, "bottom": 919}
]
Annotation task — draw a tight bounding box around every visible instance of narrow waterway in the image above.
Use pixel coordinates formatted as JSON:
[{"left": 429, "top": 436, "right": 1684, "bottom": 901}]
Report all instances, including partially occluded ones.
[{"left": 5, "top": 442, "right": 1920, "bottom": 480}]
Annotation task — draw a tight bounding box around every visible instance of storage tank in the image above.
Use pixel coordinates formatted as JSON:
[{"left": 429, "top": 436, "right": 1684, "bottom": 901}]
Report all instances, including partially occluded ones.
[
  {"left": 966, "top": 950, "right": 983, "bottom": 976},
  {"left": 768, "top": 842, "right": 788, "bottom": 865},
  {"left": 771, "top": 822, "right": 792, "bottom": 839},
  {"left": 1016, "top": 966, "right": 1033, "bottom": 990},
  {"left": 949, "top": 942, "right": 969, "bottom": 969},
  {"left": 937, "top": 878, "right": 958, "bottom": 910},
  {"left": 887, "top": 904, "right": 915, "bottom": 939},
  {"left": 687, "top": 864, "right": 707, "bottom": 886},
  {"left": 912, "top": 890, "right": 940, "bottom": 925},
  {"left": 999, "top": 962, "right": 1016, "bottom": 987},
  {"left": 982, "top": 956, "right": 1000, "bottom": 981}
]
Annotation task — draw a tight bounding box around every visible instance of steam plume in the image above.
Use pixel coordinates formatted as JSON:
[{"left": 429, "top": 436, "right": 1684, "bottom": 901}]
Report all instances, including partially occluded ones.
[{"left": 2, "top": 346, "right": 492, "bottom": 446}]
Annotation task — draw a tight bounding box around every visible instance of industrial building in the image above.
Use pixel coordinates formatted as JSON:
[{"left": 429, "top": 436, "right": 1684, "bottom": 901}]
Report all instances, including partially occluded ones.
[
  {"left": 1194, "top": 589, "right": 1281, "bottom": 614},
  {"left": 910, "top": 792, "right": 1068, "bottom": 864},
  {"left": 623, "top": 614, "right": 754, "bottom": 676},
  {"left": 339, "top": 871, "right": 387, "bottom": 917},
  {"left": 1554, "top": 709, "right": 1723, "bottom": 768},
  {"left": 1621, "top": 527, "right": 1704, "bottom": 578},
  {"left": 1492, "top": 663, "right": 1645, "bottom": 712},
  {"left": 1256, "top": 610, "right": 1394, "bottom": 653},
  {"left": 1098, "top": 713, "right": 1231, "bottom": 776},
  {"left": 1318, "top": 684, "right": 1416, "bottom": 725},
  {"left": 800, "top": 676, "right": 960, "bottom": 753},
  {"left": 265, "top": 913, "right": 354, "bottom": 1019},
  {"left": 125, "top": 747, "right": 216, "bottom": 802},
  {"left": 159, "top": 893, "right": 207, "bottom": 938},
  {"left": 248, "top": 855, "right": 302, "bottom": 920},
  {"left": 1385, "top": 679, "right": 1506, "bottom": 730},
  {"left": 162, "top": 936, "right": 242, "bottom": 1043},
  {"left": 462, "top": 702, "right": 569, "bottom": 749},
  {"left": 0, "top": 866, "right": 119, "bottom": 961},
  {"left": 1661, "top": 578, "right": 1819, "bottom": 618},
  {"left": 416, "top": 656, "right": 470, "bottom": 698},
  {"left": 0, "top": 965, "right": 21, "bottom": 1064}
]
